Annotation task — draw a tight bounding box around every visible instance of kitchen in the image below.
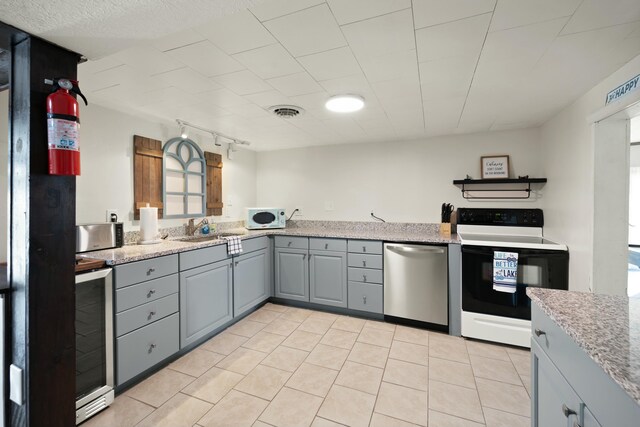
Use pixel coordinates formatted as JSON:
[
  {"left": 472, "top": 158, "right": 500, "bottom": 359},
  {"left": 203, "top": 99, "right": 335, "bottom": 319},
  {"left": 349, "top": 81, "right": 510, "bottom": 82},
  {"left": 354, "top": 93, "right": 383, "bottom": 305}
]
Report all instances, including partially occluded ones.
[{"left": 1, "top": 0, "right": 640, "bottom": 426}]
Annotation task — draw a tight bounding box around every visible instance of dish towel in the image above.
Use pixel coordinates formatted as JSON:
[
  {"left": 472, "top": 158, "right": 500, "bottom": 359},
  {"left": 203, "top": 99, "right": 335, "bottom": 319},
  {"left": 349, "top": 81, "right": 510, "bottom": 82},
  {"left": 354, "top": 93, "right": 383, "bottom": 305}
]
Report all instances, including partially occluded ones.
[
  {"left": 493, "top": 251, "right": 518, "bottom": 293},
  {"left": 222, "top": 236, "right": 243, "bottom": 255}
]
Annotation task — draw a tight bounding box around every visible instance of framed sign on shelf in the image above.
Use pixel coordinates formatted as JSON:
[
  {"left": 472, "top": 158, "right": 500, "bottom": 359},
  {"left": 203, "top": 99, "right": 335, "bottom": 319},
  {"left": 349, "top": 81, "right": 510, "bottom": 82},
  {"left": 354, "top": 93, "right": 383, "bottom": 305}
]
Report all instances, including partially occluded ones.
[{"left": 481, "top": 155, "right": 510, "bottom": 179}]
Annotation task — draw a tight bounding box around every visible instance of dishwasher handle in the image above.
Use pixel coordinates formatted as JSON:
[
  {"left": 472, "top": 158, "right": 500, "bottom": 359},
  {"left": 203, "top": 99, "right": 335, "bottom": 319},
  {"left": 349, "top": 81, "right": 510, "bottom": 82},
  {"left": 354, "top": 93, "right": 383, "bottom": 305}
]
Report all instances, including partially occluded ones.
[{"left": 385, "top": 245, "right": 446, "bottom": 255}]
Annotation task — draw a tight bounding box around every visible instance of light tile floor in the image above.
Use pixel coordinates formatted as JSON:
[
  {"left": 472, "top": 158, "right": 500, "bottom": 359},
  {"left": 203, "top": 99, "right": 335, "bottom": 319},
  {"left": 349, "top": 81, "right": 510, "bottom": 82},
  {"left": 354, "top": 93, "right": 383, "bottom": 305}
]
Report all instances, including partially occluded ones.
[{"left": 83, "top": 303, "right": 531, "bottom": 427}]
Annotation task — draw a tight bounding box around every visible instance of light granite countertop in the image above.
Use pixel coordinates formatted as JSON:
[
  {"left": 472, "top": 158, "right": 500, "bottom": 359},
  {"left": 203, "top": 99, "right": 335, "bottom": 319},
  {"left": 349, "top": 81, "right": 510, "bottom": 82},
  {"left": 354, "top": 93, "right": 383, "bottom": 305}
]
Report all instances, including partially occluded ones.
[
  {"left": 79, "top": 221, "right": 459, "bottom": 265},
  {"left": 527, "top": 288, "right": 640, "bottom": 405}
]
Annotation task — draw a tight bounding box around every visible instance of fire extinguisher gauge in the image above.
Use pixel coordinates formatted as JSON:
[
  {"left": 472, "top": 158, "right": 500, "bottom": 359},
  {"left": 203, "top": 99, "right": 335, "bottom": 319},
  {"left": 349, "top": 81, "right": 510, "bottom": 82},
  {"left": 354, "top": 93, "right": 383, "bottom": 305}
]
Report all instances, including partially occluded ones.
[{"left": 58, "top": 79, "right": 73, "bottom": 90}]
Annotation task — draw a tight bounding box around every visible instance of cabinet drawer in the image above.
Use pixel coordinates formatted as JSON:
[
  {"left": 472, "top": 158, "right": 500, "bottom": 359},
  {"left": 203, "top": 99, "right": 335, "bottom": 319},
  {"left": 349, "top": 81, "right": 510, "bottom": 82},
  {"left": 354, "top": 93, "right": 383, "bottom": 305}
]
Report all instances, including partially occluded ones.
[
  {"left": 348, "top": 253, "right": 382, "bottom": 269},
  {"left": 115, "top": 274, "right": 178, "bottom": 313},
  {"left": 274, "top": 236, "right": 308, "bottom": 250},
  {"left": 116, "top": 313, "right": 179, "bottom": 385},
  {"left": 241, "top": 236, "right": 270, "bottom": 254},
  {"left": 348, "top": 267, "right": 383, "bottom": 284},
  {"left": 309, "top": 238, "right": 346, "bottom": 252},
  {"left": 180, "top": 244, "right": 229, "bottom": 271},
  {"left": 115, "top": 254, "right": 178, "bottom": 289},
  {"left": 348, "top": 282, "right": 383, "bottom": 313},
  {"left": 532, "top": 304, "right": 573, "bottom": 365},
  {"left": 116, "top": 294, "right": 179, "bottom": 337},
  {"left": 348, "top": 240, "right": 382, "bottom": 254}
]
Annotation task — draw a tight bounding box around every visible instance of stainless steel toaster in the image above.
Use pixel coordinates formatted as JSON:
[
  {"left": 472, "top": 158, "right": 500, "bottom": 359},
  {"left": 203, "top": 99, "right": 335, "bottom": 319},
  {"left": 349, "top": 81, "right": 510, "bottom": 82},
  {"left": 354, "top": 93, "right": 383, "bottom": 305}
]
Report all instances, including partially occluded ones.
[{"left": 76, "top": 223, "right": 124, "bottom": 253}]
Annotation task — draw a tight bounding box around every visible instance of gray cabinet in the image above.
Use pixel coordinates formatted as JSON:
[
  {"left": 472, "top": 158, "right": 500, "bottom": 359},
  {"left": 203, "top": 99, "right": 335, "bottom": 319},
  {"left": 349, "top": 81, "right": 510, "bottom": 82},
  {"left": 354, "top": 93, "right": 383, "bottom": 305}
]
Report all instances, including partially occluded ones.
[
  {"left": 274, "top": 248, "right": 309, "bottom": 301},
  {"left": 309, "top": 250, "right": 347, "bottom": 308},
  {"left": 180, "top": 258, "right": 233, "bottom": 348},
  {"left": 347, "top": 240, "right": 383, "bottom": 314},
  {"left": 531, "top": 304, "right": 637, "bottom": 427},
  {"left": 234, "top": 248, "right": 270, "bottom": 317}
]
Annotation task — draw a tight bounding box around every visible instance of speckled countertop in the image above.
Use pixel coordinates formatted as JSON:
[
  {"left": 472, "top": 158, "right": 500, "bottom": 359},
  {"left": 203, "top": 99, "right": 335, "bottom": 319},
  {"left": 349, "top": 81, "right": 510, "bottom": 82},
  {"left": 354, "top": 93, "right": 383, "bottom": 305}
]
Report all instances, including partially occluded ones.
[
  {"left": 528, "top": 288, "right": 640, "bottom": 405},
  {"left": 80, "top": 220, "right": 459, "bottom": 265}
]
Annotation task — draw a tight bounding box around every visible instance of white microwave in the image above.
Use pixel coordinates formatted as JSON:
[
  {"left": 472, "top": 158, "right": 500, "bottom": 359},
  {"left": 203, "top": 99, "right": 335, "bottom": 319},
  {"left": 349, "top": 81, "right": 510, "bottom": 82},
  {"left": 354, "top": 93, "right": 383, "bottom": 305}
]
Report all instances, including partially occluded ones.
[{"left": 245, "top": 207, "right": 286, "bottom": 229}]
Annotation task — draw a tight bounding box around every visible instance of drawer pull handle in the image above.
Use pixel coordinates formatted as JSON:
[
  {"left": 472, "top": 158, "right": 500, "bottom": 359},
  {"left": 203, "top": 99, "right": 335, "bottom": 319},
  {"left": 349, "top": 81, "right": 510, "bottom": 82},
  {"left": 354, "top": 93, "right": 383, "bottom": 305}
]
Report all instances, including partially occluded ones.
[
  {"left": 148, "top": 311, "right": 156, "bottom": 320},
  {"left": 147, "top": 289, "right": 156, "bottom": 298},
  {"left": 288, "top": 241, "right": 292, "bottom": 247},
  {"left": 235, "top": 261, "right": 239, "bottom": 267},
  {"left": 562, "top": 404, "right": 577, "bottom": 418},
  {"left": 363, "top": 295, "right": 367, "bottom": 304},
  {"left": 362, "top": 246, "right": 366, "bottom": 252},
  {"left": 148, "top": 343, "right": 156, "bottom": 353},
  {"left": 534, "top": 329, "right": 546, "bottom": 337},
  {"left": 363, "top": 274, "right": 367, "bottom": 282},
  {"left": 573, "top": 422, "right": 582, "bottom": 427},
  {"left": 147, "top": 268, "right": 155, "bottom": 276},
  {"left": 362, "top": 260, "right": 366, "bottom": 267},
  {"left": 303, "top": 254, "right": 306, "bottom": 260},
  {"left": 325, "top": 243, "right": 328, "bottom": 249}
]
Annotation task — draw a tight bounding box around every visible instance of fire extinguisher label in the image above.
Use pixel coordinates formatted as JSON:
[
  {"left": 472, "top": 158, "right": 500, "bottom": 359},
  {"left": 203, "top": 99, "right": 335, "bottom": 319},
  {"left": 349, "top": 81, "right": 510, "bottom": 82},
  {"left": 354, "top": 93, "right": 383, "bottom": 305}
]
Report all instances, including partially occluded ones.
[{"left": 47, "top": 118, "right": 79, "bottom": 150}]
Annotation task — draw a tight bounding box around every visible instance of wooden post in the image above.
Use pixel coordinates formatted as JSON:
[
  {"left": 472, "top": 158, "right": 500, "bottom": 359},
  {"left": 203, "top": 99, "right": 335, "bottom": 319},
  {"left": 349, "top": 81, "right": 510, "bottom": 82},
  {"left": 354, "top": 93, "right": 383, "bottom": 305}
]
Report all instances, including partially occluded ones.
[{"left": 6, "top": 29, "right": 80, "bottom": 426}]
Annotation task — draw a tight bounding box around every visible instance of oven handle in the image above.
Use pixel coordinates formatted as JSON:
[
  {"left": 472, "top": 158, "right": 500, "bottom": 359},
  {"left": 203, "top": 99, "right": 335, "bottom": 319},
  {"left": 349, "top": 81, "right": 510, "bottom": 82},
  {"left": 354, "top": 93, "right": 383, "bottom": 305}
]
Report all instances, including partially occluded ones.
[
  {"left": 386, "top": 245, "right": 445, "bottom": 255},
  {"left": 461, "top": 246, "right": 566, "bottom": 257},
  {"left": 76, "top": 267, "right": 112, "bottom": 284}
]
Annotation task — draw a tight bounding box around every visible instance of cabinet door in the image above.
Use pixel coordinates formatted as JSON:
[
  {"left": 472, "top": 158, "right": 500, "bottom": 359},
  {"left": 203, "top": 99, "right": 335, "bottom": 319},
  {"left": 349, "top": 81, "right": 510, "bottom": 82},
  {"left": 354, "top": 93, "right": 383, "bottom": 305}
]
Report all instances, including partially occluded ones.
[
  {"left": 234, "top": 248, "right": 270, "bottom": 317},
  {"left": 532, "top": 340, "right": 582, "bottom": 427},
  {"left": 274, "top": 248, "right": 309, "bottom": 302},
  {"left": 180, "top": 259, "right": 233, "bottom": 348},
  {"left": 309, "top": 250, "right": 347, "bottom": 308},
  {"left": 583, "top": 406, "right": 602, "bottom": 427}
]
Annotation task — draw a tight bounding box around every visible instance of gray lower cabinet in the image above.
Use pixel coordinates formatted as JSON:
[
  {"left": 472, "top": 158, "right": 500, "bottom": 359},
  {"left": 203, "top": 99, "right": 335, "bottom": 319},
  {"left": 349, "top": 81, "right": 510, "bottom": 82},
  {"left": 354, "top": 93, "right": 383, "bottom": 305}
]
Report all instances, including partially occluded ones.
[
  {"left": 274, "top": 248, "right": 309, "bottom": 301},
  {"left": 234, "top": 248, "right": 270, "bottom": 317},
  {"left": 347, "top": 281, "right": 383, "bottom": 313},
  {"left": 180, "top": 258, "right": 233, "bottom": 348},
  {"left": 309, "top": 250, "right": 347, "bottom": 307}
]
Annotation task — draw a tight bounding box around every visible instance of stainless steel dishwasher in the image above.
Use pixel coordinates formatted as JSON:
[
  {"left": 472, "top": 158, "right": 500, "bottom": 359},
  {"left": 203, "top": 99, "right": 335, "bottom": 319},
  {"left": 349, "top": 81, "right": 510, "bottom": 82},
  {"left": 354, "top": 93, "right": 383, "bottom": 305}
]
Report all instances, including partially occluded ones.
[{"left": 383, "top": 243, "right": 448, "bottom": 326}]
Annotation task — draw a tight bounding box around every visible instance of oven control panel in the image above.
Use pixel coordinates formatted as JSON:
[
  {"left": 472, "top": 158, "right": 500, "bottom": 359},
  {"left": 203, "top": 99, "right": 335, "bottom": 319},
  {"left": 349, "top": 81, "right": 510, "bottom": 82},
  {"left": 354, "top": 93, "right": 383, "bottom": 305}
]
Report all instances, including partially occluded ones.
[{"left": 457, "top": 208, "right": 543, "bottom": 227}]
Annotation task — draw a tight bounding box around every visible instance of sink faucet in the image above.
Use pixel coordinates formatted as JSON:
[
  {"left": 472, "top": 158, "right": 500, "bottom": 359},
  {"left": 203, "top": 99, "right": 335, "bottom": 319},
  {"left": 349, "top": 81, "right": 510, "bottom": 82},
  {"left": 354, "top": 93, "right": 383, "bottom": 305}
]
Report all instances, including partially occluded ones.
[{"left": 186, "top": 218, "right": 208, "bottom": 236}]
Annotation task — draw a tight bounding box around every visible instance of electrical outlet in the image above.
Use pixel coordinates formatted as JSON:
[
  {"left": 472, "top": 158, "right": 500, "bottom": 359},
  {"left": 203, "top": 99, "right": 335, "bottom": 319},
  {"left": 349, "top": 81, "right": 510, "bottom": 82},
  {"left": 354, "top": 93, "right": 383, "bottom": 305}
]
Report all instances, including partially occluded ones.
[
  {"left": 106, "top": 209, "right": 119, "bottom": 222},
  {"left": 295, "top": 207, "right": 304, "bottom": 216}
]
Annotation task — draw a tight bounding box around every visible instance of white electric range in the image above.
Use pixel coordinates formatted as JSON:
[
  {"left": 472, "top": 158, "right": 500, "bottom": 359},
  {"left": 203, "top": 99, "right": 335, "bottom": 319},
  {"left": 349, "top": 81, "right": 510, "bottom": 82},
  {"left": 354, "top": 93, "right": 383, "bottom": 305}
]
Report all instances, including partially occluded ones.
[{"left": 456, "top": 208, "right": 568, "bottom": 348}]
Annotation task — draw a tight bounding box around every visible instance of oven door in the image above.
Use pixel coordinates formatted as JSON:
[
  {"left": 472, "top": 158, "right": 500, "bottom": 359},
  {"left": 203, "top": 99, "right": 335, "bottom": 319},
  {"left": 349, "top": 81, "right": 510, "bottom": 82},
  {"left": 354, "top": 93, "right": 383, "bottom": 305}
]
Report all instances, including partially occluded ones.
[
  {"left": 461, "top": 245, "right": 568, "bottom": 320},
  {"left": 75, "top": 268, "right": 114, "bottom": 408}
]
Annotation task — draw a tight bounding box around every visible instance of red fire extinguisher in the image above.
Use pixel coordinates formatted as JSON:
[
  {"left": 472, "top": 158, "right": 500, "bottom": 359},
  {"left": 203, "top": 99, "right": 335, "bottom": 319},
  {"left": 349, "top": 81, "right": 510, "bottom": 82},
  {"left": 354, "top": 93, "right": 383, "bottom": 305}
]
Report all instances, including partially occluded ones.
[{"left": 46, "top": 78, "right": 88, "bottom": 176}]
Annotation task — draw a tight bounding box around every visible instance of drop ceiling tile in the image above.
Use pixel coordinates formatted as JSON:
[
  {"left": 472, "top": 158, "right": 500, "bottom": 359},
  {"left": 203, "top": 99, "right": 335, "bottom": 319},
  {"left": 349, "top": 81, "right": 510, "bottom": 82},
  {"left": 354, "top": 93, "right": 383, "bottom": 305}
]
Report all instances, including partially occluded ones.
[
  {"left": 198, "top": 88, "right": 251, "bottom": 108},
  {"left": 288, "top": 91, "right": 331, "bottom": 111},
  {"left": 298, "top": 47, "right": 362, "bottom": 82},
  {"left": 490, "top": 0, "right": 581, "bottom": 32},
  {"left": 266, "top": 72, "right": 323, "bottom": 97},
  {"left": 150, "top": 67, "right": 221, "bottom": 94},
  {"left": 182, "top": 101, "right": 232, "bottom": 119},
  {"left": 114, "top": 46, "right": 182, "bottom": 75},
  {"left": 371, "top": 74, "right": 421, "bottom": 101},
  {"left": 322, "top": 117, "right": 366, "bottom": 137},
  {"left": 412, "top": 0, "right": 496, "bottom": 29},
  {"left": 196, "top": 10, "right": 276, "bottom": 54},
  {"left": 227, "top": 103, "right": 272, "bottom": 118},
  {"left": 341, "top": 9, "right": 415, "bottom": 59},
  {"left": 140, "top": 86, "right": 202, "bottom": 107},
  {"left": 416, "top": 13, "right": 491, "bottom": 62},
  {"left": 263, "top": 4, "right": 347, "bottom": 57},
  {"left": 326, "top": 0, "right": 410, "bottom": 25},
  {"left": 250, "top": 0, "right": 325, "bottom": 22},
  {"left": 79, "top": 56, "right": 124, "bottom": 75},
  {"left": 318, "top": 74, "right": 375, "bottom": 97},
  {"left": 245, "top": 90, "right": 292, "bottom": 108},
  {"left": 152, "top": 29, "right": 206, "bottom": 52},
  {"left": 357, "top": 49, "right": 418, "bottom": 83},
  {"left": 167, "top": 40, "right": 245, "bottom": 77},
  {"left": 213, "top": 70, "right": 273, "bottom": 95},
  {"left": 419, "top": 56, "right": 476, "bottom": 99},
  {"left": 90, "top": 84, "right": 148, "bottom": 108},
  {"left": 423, "top": 96, "right": 465, "bottom": 130},
  {"left": 561, "top": 0, "right": 640, "bottom": 35},
  {"left": 233, "top": 44, "right": 303, "bottom": 79},
  {"left": 83, "top": 64, "right": 162, "bottom": 93}
]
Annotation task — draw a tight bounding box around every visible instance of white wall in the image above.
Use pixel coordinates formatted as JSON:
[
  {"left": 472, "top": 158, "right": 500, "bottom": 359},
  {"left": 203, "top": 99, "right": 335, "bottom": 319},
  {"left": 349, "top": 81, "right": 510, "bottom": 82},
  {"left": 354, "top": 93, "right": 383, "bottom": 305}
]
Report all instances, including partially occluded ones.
[
  {"left": 541, "top": 54, "right": 640, "bottom": 293},
  {"left": 77, "top": 103, "right": 257, "bottom": 231},
  {"left": 0, "top": 90, "right": 7, "bottom": 262},
  {"left": 256, "top": 128, "right": 543, "bottom": 223}
]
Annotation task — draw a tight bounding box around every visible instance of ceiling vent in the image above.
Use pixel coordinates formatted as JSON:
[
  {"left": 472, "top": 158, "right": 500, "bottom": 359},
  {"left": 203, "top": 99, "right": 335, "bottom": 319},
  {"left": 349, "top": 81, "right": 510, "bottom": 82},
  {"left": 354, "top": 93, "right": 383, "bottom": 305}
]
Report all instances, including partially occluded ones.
[{"left": 269, "top": 105, "right": 305, "bottom": 118}]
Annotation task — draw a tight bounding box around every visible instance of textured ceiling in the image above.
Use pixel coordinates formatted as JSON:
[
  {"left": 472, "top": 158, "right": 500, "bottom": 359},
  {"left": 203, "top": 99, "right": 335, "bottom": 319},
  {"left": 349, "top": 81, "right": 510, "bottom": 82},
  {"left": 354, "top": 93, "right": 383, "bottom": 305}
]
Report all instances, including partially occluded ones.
[{"left": 2, "top": 0, "right": 640, "bottom": 151}]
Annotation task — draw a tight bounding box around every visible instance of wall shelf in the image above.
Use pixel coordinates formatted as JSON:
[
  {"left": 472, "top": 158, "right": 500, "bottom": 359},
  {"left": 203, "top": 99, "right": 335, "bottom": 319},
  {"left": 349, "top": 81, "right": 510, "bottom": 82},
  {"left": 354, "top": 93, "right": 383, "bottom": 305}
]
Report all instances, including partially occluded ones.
[{"left": 452, "top": 177, "right": 547, "bottom": 200}]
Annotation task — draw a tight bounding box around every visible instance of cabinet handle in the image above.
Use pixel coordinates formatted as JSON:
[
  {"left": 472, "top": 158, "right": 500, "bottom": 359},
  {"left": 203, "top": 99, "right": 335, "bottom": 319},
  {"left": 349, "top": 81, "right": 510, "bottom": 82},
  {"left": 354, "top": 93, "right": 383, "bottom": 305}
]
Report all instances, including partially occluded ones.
[
  {"left": 534, "top": 329, "right": 546, "bottom": 337},
  {"left": 288, "top": 241, "right": 292, "bottom": 247},
  {"left": 325, "top": 243, "right": 328, "bottom": 249},
  {"left": 303, "top": 254, "right": 306, "bottom": 260},
  {"left": 362, "top": 246, "right": 366, "bottom": 252},
  {"left": 147, "top": 289, "right": 156, "bottom": 298},
  {"left": 147, "top": 267, "right": 155, "bottom": 276},
  {"left": 363, "top": 295, "right": 367, "bottom": 304},
  {"left": 235, "top": 261, "right": 239, "bottom": 267},
  {"left": 363, "top": 274, "right": 367, "bottom": 282},
  {"left": 562, "top": 404, "right": 577, "bottom": 418},
  {"left": 148, "top": 343, "right": 156, "bottom": 353},
  {"left": 573, "top": 421, "right": 582, "bottom": 427},
  {"left": 362, "top": 260, "right": 366, "bottom": 267},
  {"left": 148, "top": 311, "right": 156, "bottom": 320}
]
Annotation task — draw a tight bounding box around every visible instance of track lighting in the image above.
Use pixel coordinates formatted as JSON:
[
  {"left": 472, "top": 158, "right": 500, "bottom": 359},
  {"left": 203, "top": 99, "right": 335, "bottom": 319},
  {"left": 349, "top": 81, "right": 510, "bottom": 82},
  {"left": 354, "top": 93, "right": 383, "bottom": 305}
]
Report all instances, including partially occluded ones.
[
  {"left": 175, "top": 119, "right": 251, "bottom": 151},
  {"left": 212, "top": 133, "right": 221, "bottom": 147},
  {"left": 180, "top": 124, "right": 188, "bottom": 139}
]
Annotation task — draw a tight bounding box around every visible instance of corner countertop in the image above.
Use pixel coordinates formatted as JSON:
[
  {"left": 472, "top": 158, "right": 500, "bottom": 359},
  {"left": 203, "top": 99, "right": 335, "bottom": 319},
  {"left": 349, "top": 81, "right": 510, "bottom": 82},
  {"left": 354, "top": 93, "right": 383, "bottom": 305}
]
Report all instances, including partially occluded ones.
[
  {"left": 527, "top": 288, "right": 640, "bottom": 405},
  {"left": 79, "top": 221, "right": 459, "bottom": 265}
]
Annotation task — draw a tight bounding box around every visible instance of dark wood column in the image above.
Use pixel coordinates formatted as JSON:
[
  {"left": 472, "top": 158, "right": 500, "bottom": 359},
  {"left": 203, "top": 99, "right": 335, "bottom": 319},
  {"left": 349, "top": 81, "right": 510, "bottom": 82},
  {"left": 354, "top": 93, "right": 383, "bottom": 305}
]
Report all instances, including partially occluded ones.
[{"left": 6, "top": 26, "right": 80, "bottom": 426}]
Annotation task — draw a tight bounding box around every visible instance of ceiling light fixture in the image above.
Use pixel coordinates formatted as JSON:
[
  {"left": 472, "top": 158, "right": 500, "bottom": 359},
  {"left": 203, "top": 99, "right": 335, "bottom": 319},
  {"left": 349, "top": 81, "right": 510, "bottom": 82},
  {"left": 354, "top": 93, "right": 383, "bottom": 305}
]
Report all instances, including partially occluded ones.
[
  {"left": 174, "top": 119, "right": 251, "bottom": 149},
  {"left": 180, "top": 124, "right": 188, "bottom": 139},
  {"left": 325, "top": 94, "right": 365, "bottom": 113}
]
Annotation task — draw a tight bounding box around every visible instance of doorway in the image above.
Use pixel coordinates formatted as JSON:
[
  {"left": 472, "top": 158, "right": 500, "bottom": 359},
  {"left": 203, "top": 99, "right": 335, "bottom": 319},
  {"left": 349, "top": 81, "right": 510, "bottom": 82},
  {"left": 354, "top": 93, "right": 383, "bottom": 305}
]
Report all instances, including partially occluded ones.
[{"left": 629, "top": 117, "right": 640, "bottom": 297}]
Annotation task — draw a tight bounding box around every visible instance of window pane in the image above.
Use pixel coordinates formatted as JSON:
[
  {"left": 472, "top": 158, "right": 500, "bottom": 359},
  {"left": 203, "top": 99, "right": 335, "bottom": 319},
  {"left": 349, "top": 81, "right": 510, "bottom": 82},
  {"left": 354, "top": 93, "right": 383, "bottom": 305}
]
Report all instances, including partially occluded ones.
[
  {"left": 187, "top": 196, "right": 203, "bottom": 215},
  {"left": 165, "top": 171, "right": 184, "bottom": 193},
  {"left": 166, "top": 156, "right": 181, "bottom": 170},
  {"left": 187, "top": 161, "right": 202, "bottom": 173},
  {"left": 165, "top": 194, "right": 184, "bottom": 216},
  {"left": 187, "top": 174, "right": 202, "bottom": 193}
]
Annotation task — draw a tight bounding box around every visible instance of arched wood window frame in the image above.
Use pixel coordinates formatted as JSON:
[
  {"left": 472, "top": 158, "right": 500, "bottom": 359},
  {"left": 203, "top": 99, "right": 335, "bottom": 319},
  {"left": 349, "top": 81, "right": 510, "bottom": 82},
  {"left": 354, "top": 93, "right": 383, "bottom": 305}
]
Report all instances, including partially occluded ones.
[{"left": 162, "top": 137, "right": 206, "bottom": 218}]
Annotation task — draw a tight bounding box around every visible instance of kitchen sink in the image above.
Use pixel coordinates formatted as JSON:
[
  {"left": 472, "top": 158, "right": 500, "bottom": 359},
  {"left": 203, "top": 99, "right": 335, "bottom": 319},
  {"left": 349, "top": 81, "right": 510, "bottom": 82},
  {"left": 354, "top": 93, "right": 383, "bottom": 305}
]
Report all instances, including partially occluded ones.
[{"left": 176, "top": 232, "right": 243, "bottom": 243}]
